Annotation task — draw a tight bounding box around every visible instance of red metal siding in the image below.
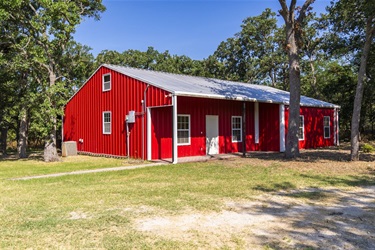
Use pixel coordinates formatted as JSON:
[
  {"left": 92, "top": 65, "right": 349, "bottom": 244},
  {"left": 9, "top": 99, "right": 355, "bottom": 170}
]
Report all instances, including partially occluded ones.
[
  {"left": 149, "top": 97, "right": 285, "bottom": 159},
  {"left": 155, "top": 97, "right": 258, "bottom": 157},
  {"left": 259, "top": 103, "right": 280, "bottom": 151},
  {"left": 151, "top": 106, "right": 172, "bottom": 159},
  {"left": 177, "top": 97, "right": 255, "bottom": 156},
  {"left": 284, "top": 106, "right": 335, "bottom": 149},
  {"left": 63, "top": 66, "right": 172, "bottom": 158}
]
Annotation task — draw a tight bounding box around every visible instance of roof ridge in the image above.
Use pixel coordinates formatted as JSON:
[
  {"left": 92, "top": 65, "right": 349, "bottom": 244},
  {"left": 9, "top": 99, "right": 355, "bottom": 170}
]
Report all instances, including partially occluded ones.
[{"left": 104, "top": 63, "right": 223, "bottom": 82}]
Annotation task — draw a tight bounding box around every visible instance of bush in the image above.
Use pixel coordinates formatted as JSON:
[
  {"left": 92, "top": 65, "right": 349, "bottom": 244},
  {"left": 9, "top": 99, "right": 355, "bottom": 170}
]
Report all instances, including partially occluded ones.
[{"left": 361, "top": 143, "right": 375, "bottom": 153}]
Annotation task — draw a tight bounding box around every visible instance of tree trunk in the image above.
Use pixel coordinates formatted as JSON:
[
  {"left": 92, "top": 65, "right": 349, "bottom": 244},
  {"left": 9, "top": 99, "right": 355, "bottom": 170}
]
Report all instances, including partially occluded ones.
[
  {"left": 43, "top": 71, "right": 60, "bottom": 162},
  {"left": 17, "top": 107, "right": 28, "bottom": 158},
  {"left": 350, "top": 17, "right": 375, "bottom": 161},
  {"left": 308, "top": 56, "right": 320, "bottom": 99},
  {"left": 0, "top": 127, "right": 7, "bottom": 156},
  {"left": 44, "top": 125, "right": 59, "bottom": 162},
  {"left": 285, "top": 23, "right": 301, "bottom": 159}
]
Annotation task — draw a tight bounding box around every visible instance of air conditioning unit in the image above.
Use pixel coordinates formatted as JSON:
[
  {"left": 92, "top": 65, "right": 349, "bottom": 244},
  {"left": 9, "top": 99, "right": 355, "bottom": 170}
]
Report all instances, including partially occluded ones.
[{"left": 62, "top": 141, "right": 78, "bottom": 157}]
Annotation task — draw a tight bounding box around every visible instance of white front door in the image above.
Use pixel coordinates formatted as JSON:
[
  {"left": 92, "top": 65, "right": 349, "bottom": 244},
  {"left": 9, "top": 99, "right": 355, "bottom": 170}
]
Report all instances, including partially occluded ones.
[{"left": 206, "top": 115, "right": 219, "bottom": 155}]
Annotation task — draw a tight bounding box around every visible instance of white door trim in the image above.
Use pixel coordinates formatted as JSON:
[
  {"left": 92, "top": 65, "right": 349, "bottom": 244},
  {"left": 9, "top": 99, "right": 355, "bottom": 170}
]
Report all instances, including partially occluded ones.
[{"left": 206, "top": 115, "right": 219, "bottom": 155}]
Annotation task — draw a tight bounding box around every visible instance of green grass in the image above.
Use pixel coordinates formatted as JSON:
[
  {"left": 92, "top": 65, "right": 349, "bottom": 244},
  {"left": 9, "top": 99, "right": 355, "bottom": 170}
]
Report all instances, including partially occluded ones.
[
  {"left": 0, "top": 155, "right": 128, "bottom": 179},
  {"left": 0, "top": 156, "right": 374, "bottom": 248}
]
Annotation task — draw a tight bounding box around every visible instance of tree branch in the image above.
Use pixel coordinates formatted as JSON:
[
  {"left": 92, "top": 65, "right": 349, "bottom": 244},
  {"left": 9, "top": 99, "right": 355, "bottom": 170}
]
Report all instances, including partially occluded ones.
[
  {"left": 278, "top": 0, "right": 289, "bottom": 22},
  {"left": 297, "top": 0, "right": 315, "bottom": 24}
]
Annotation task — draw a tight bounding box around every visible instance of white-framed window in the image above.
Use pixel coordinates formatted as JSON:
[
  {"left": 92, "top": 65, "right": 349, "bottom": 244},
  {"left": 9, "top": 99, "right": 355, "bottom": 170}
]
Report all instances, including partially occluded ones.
[
  {"left": 232, "top": 116, "right": 242, "bottom": 142},
  {"left": 177, "top": 115, "right": 190, "bottom": 145},
  {"left": 298, "top": 115, "right": 304, "bottom": 141},
  {"left": 103, "top": 111, "right": 111, "bottom": 134},
  {"left": 102, "top": 73, "right": 111, "bottom": 92},
  {"left": 324, "top": 116, "right": 330, "bottom": 138}
]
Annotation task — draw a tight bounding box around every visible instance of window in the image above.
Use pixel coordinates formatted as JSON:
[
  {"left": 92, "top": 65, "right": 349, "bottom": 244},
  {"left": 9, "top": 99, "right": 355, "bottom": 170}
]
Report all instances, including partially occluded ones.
[
  {"left": 103, "top": 111, "right": 111, "bottom": 134},
  {"left": 177, "top": 115, "right": 190, "bottom": 145},
  {"left": 298, "top": 115, "right": 304, "bottom": 140},
  {"left": 324, "top": 116, "right": 330, "bottom": 138},
  {"left": 102, "top": 73, "right": 111, "bottom": 91},
  {"left": 232, "top": 116, "right": 242, "bottom": 142}
]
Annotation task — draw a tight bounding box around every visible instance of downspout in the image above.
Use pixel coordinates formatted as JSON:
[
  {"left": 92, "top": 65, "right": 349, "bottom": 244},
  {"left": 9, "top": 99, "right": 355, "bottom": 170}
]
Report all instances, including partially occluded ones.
[
  {"left": 142, "top": 84, "right": 150, "bottom": 160},
  {"left": 126, "top": 121, "right": 130, "bottom": 158}
]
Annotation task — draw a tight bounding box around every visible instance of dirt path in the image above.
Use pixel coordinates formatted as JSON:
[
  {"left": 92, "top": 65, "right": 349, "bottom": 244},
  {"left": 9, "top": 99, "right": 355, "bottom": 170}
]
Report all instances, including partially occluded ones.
[{"left": 135, "top": 186, "right": 375, "bottom": 249}]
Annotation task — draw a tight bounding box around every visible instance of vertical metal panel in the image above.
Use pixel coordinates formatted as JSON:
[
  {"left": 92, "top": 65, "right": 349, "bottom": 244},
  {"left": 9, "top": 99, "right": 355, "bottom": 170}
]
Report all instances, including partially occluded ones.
[
  {"left": 259, "top": 103, "right": 280, "bottom": 151},
  {"left": 63, "top": 66, "right": 172, "bottom": 158},
  {"left": 151, "top": 106, "right": 172, "bottom": 160}
]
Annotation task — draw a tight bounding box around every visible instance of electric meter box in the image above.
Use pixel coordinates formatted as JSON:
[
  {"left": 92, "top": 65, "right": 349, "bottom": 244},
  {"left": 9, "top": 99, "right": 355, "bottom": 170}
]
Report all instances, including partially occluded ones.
[{"left": 126, "top": 110, "right": 135, "bottom": 123}]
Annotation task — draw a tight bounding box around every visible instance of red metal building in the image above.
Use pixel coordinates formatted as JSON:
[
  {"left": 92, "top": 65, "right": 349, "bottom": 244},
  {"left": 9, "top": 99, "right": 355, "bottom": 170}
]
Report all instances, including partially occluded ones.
[{"left": 63, "top": 64, "right": 340, "bottom": 163}]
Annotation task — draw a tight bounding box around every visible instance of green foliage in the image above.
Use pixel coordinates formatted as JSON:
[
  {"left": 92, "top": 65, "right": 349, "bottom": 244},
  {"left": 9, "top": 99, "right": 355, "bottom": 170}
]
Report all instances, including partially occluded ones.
[
  {"left": 95, "top": 46, "right": 205, "bottom": 76},
  {"left": 361, "top": 143, "right": 375, "bottom": 153},
  {"left": 207, "top": 9, "right": 288, "bottom": 86},
  {"left": 0, "top": 0, "right": 104, "bottom": 156}
]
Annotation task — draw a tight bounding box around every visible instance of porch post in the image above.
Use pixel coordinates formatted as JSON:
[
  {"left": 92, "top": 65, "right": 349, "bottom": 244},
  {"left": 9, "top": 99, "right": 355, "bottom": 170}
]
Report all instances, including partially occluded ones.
[
  {"left": 172, "top": 95, "right": 178, "bottom": 164},
  {"left": 242, "top": 102, "right": 246, "bottom": 157},
  {"left": 335, "top": 108, "right": 340, "bottom": 146},
  {"left": 147, "top": 107, "right": 152, "bottom": 161},
  {"left": 254, "top": 102, "right": 259, "bottom": 144},
  {"left": 279, "top": 104, "right": 286, "bottom": 152}
]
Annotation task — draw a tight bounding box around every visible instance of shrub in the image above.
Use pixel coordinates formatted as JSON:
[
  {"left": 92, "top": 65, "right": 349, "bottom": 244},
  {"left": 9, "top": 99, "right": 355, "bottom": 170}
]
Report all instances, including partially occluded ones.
[{"left": 361, "top": 143, "right": 375, "bottom": 153}]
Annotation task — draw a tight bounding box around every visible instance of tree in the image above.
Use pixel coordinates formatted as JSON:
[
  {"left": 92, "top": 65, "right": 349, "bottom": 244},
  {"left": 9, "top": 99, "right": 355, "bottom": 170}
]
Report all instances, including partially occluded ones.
[
  {"left": 207, "top": 9, "right": 288, "bottom": 85},
  {"left": 328, "top": 0, "right": 375, "bottom": 160},
  {"left": 278, "top": 0, "right": 315, "bottom": 158},
  {"left": 25, "top": 0, "right": 105, "bottom": 161},
  {"left": 0, "top": 0, "right": 104, "bottom": 161},
  {"left": 95, "top": 47, "right": 205, "bottom": 76}
]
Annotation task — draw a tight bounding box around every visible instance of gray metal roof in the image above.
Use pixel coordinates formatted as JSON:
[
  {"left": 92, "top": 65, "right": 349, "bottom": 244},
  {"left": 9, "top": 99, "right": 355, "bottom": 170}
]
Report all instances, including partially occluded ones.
[{"left": 104, "top": 64, "right": 339, "bottom": 108}]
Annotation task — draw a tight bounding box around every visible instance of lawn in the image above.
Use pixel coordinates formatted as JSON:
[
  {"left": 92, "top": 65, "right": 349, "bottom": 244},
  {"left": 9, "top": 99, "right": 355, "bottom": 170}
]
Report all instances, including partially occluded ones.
[{"left": 0, "top": 149, "right": 374, "bottom": 249}]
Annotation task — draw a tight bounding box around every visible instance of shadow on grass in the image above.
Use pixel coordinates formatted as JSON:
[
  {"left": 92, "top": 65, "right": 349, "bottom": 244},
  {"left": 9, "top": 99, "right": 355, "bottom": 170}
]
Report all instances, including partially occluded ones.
[
  {"left": 0, "top": 150, "right": 44, "bottom": 162},
  {"left": 284, "top": 190, "right": 329, "bottom": 200},
  {"left": 246, "top": 147, "right": 375, "bottom": 163},
  {"left": 298, "top": 173, "right": 375, "bottom": 187},
  {"left": 254, "top": 182, "right": 296, "bottom": 192},
  {"left": 232, "top": 186, "right": 375, "bottom": 249},
  {"left": 253, "top": 174, "right": 375, "bottom": 194}
]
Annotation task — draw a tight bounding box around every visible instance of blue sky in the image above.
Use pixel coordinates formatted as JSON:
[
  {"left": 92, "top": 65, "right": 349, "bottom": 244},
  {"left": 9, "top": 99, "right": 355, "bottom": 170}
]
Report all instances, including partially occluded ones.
[{"left": 74, "top": 0, "right": 331, "bottom": 60}]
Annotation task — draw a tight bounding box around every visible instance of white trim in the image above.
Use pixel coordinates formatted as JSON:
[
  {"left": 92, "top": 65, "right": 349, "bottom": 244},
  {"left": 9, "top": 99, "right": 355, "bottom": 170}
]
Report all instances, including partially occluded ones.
[
  {"left": 323, "top": 116, "right": 331, "bottom": 139},
  {"left": 177, "top": 114, "right": 191, "bottom": 145},
  {"left": 206, "top": 115, "right": 219, "bottom": 155},
  {"left": 254, "top": 102, "right": 259, "bottom": 144},
  {"left": 174, "top": 91, "right": 340, "bottom": 108},
  {"left": 102, "top": 111, "right": 111, "bottom": 134},
  {"left": 147, "top": 107, "right": 152, "bottom": 161},
  {"left": 231, "top": 116, "right": 242, "bottom": 142},
  {"left": 298, "top": 115, "right": 305, "bottom": 141},
  {"left": 279, "top": 104, "right": 285, "bottom": 152},
  {"left": 62, "top": 116, "right": 64, "bottom": 142},
  {"left": 172, "top": 95, "right": 178, "bottom": 164},
  {"left": 102, "top": 73, "right": 111, "bottom": 92},
  {"left": 333, "top": 109, "right": 337, "bottom": 145}
]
